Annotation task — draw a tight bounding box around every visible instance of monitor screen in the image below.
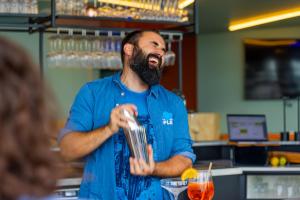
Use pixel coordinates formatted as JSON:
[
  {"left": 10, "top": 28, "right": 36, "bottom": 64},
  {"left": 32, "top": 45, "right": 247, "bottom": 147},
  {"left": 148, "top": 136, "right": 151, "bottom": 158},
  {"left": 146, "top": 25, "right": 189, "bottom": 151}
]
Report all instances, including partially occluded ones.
[
  {"left": 227, "top": 114, "right": 268, "bottom": 141},
  {"left": 244, "top": 39, "right": 300, "bottom": 99}
]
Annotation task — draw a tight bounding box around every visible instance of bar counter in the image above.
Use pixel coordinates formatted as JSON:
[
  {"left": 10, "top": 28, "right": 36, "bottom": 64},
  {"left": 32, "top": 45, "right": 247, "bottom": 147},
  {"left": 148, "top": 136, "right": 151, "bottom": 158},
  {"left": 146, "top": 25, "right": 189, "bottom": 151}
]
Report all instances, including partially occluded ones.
[{"left": 56, "top": 166, "right": 300, "bottom": 200}]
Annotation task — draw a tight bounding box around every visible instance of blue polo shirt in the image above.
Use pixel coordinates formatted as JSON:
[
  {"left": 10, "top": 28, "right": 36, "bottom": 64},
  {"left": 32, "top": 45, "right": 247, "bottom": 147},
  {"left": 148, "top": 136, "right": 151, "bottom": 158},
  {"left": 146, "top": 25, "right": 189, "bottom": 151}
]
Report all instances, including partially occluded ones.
[{"left": 59, "top": 72, "right": 196, "bottom": 200}]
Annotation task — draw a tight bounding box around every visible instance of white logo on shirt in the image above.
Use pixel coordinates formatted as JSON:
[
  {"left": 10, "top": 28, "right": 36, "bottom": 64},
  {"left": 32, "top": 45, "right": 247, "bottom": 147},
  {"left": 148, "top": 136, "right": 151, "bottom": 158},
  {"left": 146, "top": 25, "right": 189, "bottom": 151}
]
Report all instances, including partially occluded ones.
[{"left": 162, "top": 112, "right": 173, "bottom": 126}]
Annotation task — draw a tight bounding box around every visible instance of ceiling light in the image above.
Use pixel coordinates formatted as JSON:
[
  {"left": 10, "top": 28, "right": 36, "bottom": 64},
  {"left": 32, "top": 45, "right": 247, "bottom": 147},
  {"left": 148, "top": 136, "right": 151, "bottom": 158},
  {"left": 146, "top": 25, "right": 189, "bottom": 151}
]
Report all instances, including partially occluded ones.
[
  {"left": 229, "top": 7, "right": 300, "bottom": 31},
  {"left": 244, "top": 39, "right": 297, "bottom": 46},
  {"left": 178, "top": 0, "right": 195, "bottom": 9},
  {"left": 86, "top": 8, "right": 97, "bottom": 17}
]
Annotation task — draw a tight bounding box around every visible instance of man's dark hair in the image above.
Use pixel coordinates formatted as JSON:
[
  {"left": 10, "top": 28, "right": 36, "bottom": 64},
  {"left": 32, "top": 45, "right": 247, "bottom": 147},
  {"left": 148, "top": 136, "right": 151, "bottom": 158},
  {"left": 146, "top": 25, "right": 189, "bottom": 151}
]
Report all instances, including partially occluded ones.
[{"left": 120, "top": 30, "right": 161, "bottom": 64}]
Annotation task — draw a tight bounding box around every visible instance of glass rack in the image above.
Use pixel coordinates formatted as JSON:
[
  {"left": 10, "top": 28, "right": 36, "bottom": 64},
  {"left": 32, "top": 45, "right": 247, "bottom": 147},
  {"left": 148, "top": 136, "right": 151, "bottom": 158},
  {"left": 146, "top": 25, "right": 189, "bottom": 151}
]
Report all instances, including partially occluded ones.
[
  {"left": 47, "top": 29, "right": 181, "bottom": 70},
  {"left": 0, "top": 0, "right": 197, "bottom": 33}
]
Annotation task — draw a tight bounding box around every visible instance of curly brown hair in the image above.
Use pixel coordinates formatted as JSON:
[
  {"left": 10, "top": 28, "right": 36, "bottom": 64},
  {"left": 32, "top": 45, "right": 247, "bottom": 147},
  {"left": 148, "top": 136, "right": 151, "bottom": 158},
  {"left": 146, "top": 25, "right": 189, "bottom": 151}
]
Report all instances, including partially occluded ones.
[{"left": 0, "top": 37, "right": 61, "bottom": 200}]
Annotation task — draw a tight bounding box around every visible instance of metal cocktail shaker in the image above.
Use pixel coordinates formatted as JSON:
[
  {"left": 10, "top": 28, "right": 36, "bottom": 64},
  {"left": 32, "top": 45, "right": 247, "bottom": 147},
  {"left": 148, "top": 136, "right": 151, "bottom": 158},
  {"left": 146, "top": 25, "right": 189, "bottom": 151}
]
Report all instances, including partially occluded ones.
[{"left": 122, "top": 109, "right": 149, "bottom": 164}]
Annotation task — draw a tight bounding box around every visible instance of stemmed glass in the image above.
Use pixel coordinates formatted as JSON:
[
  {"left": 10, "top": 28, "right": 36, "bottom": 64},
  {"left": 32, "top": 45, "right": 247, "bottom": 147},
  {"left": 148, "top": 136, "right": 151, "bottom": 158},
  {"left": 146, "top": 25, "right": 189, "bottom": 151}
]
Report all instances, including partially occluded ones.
[
  {"left": 164, "top": 39, "right": 176, "bottom": 66},
  {"left": 187, "top": 170, "right": 214, "bottom": 200},
  {"left": 161, "top": 178, "right": 188, "bottom": 200}
]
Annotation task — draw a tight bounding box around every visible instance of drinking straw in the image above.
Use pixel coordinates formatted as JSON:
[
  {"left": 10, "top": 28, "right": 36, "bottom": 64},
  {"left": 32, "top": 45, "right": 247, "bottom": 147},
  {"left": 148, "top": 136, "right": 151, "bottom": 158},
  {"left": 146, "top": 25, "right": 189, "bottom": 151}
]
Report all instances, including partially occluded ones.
[
  {"left": 208, "top": 162, "right": 212, "bottom": 174},
  {"left": 200, "top": 162, "right": 213, "bottom": 200}
]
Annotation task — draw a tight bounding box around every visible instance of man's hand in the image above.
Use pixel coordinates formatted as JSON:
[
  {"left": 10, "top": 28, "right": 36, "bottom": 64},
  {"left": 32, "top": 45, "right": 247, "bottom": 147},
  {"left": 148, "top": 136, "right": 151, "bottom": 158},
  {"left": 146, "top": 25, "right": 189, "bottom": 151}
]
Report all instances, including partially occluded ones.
[
  {"left": 107, "top": 104, "right": 137, "bottom": 134},
  {"left": 129, "top": 145, "right": 155, "bottom": 176}
]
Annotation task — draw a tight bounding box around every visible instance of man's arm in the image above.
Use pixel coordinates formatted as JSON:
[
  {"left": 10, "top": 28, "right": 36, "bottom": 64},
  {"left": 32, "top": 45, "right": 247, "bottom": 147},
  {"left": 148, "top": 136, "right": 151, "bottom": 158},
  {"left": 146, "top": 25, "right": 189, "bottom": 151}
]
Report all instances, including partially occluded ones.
[
  {"left": 153, "top": 155, "right": 192, "bottom": 177},
  {"left": 129, "top": 145, "right": 192, "bottom": 177},
  {"left": 59, "top": 126, "right": 113, "bottom": 161},
  {"left": 59, "top": 104, "right": 137, "bottom": 161}
]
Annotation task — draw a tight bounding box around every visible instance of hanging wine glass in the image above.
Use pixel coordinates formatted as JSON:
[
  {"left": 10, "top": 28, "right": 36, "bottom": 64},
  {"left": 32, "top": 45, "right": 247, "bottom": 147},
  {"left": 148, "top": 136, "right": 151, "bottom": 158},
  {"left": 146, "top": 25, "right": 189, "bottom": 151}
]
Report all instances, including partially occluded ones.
[{"left": 164, "top": 38, "right": 176, "bottom": 66}]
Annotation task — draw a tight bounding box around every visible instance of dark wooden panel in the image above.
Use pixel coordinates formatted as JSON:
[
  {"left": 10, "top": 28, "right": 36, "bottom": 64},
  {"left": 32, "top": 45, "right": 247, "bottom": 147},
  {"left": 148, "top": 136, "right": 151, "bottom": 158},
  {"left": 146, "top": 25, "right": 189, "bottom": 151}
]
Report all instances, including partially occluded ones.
[
  {"left": 56, "top": 16, "right": 193, "bottom": 32},
  {"left": 161, "top": 34, "right": 197, "bottom": 111},
  {"left": 182, "top": 34, "right": 197, "bottom": 111}
]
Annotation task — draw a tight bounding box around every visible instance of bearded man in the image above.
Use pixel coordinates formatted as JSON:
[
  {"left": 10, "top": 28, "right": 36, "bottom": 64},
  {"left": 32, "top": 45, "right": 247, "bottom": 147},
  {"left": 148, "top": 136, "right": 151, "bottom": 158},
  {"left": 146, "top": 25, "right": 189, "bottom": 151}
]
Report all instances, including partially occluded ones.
[{"left": 58, "top": 30, "right": 196, "bottom": 200}]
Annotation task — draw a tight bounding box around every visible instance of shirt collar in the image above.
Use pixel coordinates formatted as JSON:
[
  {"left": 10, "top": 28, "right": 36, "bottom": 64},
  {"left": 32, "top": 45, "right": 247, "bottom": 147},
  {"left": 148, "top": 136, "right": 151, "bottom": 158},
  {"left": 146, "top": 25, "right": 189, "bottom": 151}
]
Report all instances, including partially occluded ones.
[
  {"left": 112, "top": 71, "right": 123, "bottom": 89},
  {"left": 112, "top": 71, "right": 159, "bottom": 99}
]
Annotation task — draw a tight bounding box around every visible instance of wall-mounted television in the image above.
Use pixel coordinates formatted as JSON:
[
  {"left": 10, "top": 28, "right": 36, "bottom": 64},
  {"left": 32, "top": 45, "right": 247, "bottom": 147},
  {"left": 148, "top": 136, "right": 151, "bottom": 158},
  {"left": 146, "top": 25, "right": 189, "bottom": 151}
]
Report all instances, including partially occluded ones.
[{"left": 244, "top": 39, "right": 300, "bottom": 100}]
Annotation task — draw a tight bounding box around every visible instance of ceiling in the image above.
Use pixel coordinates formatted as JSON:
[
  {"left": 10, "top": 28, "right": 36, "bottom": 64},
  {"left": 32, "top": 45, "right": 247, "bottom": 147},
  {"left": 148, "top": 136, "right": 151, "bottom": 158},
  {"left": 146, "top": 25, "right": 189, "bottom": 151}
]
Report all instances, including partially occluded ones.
[{"left": 198, "top": 0, "right": 300, "bottom": 33}]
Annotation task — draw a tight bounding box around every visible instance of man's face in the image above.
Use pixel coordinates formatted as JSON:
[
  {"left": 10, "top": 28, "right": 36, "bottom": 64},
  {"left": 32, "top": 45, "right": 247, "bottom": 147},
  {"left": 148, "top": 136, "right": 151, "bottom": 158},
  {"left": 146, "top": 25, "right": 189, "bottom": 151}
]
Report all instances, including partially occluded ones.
[{"left": 129, "top": 32, "right": 166, "bottom": 86}]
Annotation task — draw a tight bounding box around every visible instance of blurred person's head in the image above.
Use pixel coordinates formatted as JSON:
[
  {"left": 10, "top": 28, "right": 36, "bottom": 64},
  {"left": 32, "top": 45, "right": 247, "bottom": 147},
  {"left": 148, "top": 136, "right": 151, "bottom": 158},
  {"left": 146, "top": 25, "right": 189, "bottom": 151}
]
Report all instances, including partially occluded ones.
[
  {"left": 121, "top": 30, "right": 166, "bottom": 86},
  {"left": 0, "top": 37, "right": 60, "bottom": 200}
]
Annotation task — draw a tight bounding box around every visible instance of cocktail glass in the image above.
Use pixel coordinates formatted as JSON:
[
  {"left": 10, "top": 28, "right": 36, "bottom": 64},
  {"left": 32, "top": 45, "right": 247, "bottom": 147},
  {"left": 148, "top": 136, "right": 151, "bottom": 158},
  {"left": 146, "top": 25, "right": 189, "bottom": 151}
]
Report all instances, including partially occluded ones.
[
  {"left": 161, "top": 178, "right": 188, "bottom": 200},
  {"left": 187, "top": 170, "right": 214, "bottom": 200}
]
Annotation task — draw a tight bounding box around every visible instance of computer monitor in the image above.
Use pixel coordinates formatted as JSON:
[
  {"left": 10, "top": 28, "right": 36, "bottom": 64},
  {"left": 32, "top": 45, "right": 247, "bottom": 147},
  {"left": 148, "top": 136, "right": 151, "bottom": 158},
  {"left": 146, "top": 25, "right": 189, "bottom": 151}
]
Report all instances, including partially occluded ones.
[{"left": 227, "top": 114, "right": 268, "bottom": 141}]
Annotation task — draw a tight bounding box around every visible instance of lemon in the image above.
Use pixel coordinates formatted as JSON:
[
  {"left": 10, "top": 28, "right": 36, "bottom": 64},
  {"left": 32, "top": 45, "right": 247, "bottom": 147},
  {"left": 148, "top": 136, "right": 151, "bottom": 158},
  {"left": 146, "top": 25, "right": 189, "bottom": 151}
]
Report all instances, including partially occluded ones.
[
  {"left": 181, "top": 167, "right": 198, "bottom": 181},
  {"left": 270, "top": 156, "right": 279, "bottom": 167},
  {"left": 279, "top": 156, "right": 287, "bottom": 166}
]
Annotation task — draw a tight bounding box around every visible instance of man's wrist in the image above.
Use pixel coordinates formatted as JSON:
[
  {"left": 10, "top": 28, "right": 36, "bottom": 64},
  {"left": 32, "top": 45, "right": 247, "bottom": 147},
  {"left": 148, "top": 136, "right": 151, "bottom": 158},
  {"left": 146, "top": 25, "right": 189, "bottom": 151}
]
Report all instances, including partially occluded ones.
[
  {"left": 104, "top": 125, "right": 114, "bottom": 137},
  {"left": 151, "top": 162, "right": 159, "bottom": 176}
]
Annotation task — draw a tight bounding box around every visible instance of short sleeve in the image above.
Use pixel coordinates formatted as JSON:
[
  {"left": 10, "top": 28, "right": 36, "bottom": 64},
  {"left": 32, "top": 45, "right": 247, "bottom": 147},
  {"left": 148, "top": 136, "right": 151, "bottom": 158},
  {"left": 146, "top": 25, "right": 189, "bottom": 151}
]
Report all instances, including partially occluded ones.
[
  {"left": 170, "top": 98, "right": 196, "bottom": 163},
  {"left": 57, "top": 84, "right": 94, "bottom": 143}
]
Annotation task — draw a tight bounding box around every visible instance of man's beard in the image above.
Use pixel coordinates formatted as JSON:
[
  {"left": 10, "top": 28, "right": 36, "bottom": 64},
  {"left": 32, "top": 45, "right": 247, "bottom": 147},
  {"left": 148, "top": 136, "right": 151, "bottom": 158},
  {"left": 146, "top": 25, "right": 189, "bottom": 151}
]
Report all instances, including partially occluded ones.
[{"left": 129, "top": 46, "right": 163, "bottom": 86}]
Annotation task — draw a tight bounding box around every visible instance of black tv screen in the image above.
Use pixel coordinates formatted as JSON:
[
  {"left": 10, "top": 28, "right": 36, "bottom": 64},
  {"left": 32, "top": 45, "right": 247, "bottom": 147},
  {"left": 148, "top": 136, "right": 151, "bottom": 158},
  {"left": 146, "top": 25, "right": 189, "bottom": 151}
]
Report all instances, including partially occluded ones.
[{"left": 244, "top": 39, "right": 300, "bottom": 99}]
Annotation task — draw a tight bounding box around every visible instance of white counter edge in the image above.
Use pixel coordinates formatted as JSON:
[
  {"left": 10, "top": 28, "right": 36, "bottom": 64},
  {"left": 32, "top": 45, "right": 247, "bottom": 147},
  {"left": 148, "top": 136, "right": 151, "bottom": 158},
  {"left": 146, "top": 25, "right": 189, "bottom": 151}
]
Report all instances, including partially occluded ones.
[
  {"left": 212, "top": 168, "right": 243, "bottom": 176},
  {"left": 240, "top": 167, "right": 300, "bottom": 172},
  {"left": 57, "top": 177, "right": 81, "bottom": 187}
]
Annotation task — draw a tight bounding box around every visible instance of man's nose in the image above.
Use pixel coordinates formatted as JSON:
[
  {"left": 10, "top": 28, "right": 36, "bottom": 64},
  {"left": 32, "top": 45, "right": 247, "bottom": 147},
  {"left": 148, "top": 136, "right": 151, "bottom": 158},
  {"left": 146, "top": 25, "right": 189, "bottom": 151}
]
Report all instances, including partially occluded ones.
[{"left": 154, "top": 48, "right": 165, "bottom": 57}]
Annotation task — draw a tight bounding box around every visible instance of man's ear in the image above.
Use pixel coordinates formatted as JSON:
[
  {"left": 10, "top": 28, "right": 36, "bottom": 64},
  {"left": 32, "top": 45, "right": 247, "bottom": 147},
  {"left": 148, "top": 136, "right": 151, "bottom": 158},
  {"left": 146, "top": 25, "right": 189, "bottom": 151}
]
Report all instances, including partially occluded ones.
[{"left": 124, "top": 43, "right": 134, "bottom": 57}]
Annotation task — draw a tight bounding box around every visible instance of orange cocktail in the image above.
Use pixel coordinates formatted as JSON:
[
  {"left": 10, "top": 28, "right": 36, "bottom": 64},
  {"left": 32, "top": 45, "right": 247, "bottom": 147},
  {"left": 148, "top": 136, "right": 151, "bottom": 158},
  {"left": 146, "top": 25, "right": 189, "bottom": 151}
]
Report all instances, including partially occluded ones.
[
  {"left": 188, "top": 181, "right": 214, "bottom": 200},
  {"left": 187, "top": 170, "right": 214, "bottom": 200}
]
